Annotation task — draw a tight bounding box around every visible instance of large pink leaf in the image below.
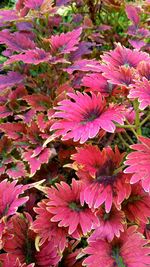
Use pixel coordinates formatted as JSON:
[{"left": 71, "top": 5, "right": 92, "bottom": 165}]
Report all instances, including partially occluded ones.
[{"left": 50, "top": 27, "right": 82, "bottom": 54}]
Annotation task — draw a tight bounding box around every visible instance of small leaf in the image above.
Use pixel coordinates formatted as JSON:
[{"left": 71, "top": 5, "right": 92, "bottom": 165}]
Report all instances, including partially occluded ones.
[{"left": 6, "top": 161, "right": 27, "bottom": 179}]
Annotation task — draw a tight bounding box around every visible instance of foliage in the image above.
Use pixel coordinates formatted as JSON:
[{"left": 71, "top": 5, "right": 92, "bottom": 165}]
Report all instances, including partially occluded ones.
[{"left": 0, "top": 0, "right": 150, "bottom": 266}]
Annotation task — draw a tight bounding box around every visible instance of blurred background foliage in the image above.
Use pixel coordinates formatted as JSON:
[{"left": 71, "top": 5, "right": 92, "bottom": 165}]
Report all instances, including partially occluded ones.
[{"left": 0, "top": 0, "right": 16, "bottom": 8}]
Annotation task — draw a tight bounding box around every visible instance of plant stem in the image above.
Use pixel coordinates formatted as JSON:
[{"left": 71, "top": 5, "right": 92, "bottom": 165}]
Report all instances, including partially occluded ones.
[
  {"left": 134, "top": 100, "right": 142, "bottom": 135},
  {"left": 125, "top": 119, "right": 138, "bottom": 138},
  {"left": 140, "top": 114, "right": 150, "bottom": 127},
  {"left": 115, "top": 124, "right": 136, "bottom": 129},
  {"left": 123, "top": 131, "right": 134, "bottom": 144},
  {"left": 116, "top": 123, "right": 137, "bottom": 140},
  {"left": 118, "top": 133, "right": 130, "bottom": 148},
  {"left": 113, "top": 165, "right": 125, "bottom": 175}
]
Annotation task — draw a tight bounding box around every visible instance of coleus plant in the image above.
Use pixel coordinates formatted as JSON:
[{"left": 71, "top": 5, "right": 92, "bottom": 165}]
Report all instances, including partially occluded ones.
[{"left": 0, "top": 0, "right": 150, "bottom": 266}]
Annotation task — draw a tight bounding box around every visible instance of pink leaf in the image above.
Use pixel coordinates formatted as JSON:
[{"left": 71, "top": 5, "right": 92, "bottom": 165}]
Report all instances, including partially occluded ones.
[
  {"left": 25, "top": 0, "right": 44, "bottom": 9},
  {"left": 23, "top": 148, "right": 52, "bottom": 176},
  {"left": 6, "top": 161, "right": 27, "bottom": 179},
  {"left": 0, "top": 10, "right": 18, "bottom": 26},
  {"left": 0, "top": 31, "right": 36, "bottom": 52},
  {"left": 65, "top": 59, "right": 102, "bottom": 74},
  {"left": 129, "top": 39, "right": 145, "bottom": 50},
  {"left": 50, "top": 27, "right": 82, "bottom": 54},
  {"left": 126, "top": 5, "right": 140, "bottom": 25},
  {"left": 5, "top": 48, "right": 51, "bottom": 65}
]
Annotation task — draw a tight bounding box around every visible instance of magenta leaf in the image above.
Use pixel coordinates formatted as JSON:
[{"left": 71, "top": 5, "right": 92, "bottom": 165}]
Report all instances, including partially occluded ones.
[
  {"left": 25, "top": 0, "right": 44, "bottom": 9},
  {"left": 0, "top": 31, "right": 36, "bottom": 52},
  {"left": 50, "top": 27, "right": 82, "bottom": 54},
  {"left": 65, "top": 59, "right": 102, "bottom": 74},
  {"left": 56, "top": 0, "right": 72, "bottom": 6},
  {"left": 5, "top": 48, "right": 51, "bottom": 65},
  {"left": 126, "top": 5, "right": 140, "bottom": 25},
  {"left": 0, "top": 72, "right": 24, "bottom": 91},
  {"left": 0, "top": 10, "right": 18, "bottom": 26}
]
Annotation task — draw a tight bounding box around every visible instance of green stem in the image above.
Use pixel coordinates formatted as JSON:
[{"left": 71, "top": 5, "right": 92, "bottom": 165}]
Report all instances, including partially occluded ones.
[
  {"left": 125, "top": 119, "right": 138, "bottom": 138},
  {"left": 118, "top": 133, "right": 130, "bottom": 148},
  {"left": 116, "top": 123, "right": 137, "bottom": 140},
  {"left": 113, "top": 165, "right": 125, "bottom": 175},
  {"left": 115, "top": 124, "right": 136, "bottom": 129},
  {"left": 123, "top": 131, "right": 134, "bottom": 144},
  {"left": 134, "top": 100, "right": 142, "bottom": 135},
  {"left": 140, "top": 114, "right": 150, "bottom": 127}
]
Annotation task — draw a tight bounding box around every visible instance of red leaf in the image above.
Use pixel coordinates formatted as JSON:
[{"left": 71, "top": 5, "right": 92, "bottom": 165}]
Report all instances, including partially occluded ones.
[
  {"left": 0, "top": 105, "right": 13, "bottom": 118},
  {"left": 9, "top": 85, "right": 28, "bottom": 101},
  {"left": 0, "top": 136, "right": 12, "bottom": 156},
  {"left": 23, "top": 94, "right": 51, "bottom": 111},
  {"left": 26, "top": 121, "right": 42, "bottom": 144},
  {"left": 0, "top": 123, "right": 26, "bottom": 140},
  {"left": 6, "top": 161, "right": 27, "bottom": 179},
  {"left": 0, "top": 165, "right": 5, "bottom": 175}
]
